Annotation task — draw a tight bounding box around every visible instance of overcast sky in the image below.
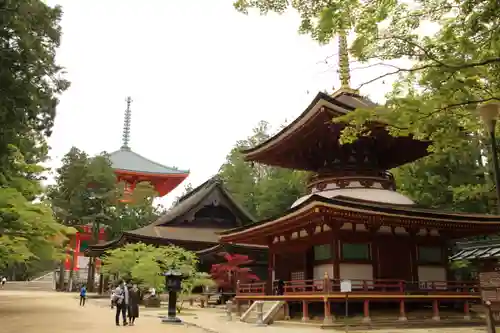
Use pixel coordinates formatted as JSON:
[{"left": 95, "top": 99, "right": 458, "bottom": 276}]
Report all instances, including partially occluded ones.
[{"left": 45, "top": 0, "right": 396, "bottom": 207}]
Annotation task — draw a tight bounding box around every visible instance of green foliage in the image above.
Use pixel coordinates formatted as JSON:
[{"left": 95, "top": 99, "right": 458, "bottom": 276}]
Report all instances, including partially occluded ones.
[
  {"left": 48, "top": 147, "right": 164, "bottom": 240},
  {"left": 0, "top": 1, "right": 70, "bottom": 185},
  {"left": 0, "top": 0, "right": 72, "bottom": 271},
  {"left": 0, "top": 184, "right": 74, "bottom": 269},
  {"left": 48, "top": 148, "right": 119, "bottom": 237},
  {"left": 108, "top": 182, "right": 164, "bottom": 239},
  {"left": 233, "top": 0, "right": 364, "bottom": 43},
  {"left": 102, "top": 243, "right": 213, "bottom": 293},
  {"left": 219, "top": 121, "right": 308, "bottom": 219},
  {"left": 233, "top": 1, "right": 500, "bottom": 215}
]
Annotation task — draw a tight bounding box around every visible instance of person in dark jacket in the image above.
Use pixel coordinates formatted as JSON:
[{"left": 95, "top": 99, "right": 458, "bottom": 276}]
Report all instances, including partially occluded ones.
[{"left": 127, "top": 284, "right": 140, "bottom": 325}]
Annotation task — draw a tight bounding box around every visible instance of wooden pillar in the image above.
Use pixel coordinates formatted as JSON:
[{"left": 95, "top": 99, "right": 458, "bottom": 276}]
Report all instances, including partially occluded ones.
[
  {"left": 409, "top": 233, "right": 419, "bottom": 282},
  {"left": 362, "top": 300, "right": 371, "bottom": 323},
  {"left": 323, "top": 298, "right": 333, "bottom": 325},
  {"left": 398, "top": 300, "right": 407, "bottom": 321},
  {"left": 464, "top": 301, "right": 471, "bottom": 320},
  {"left": 284, "top": 302, "right": 290, "bottom": 320},
  {"left": 432, "top": 299, "right": 440, "bottom": 321},
  {"left": 333, "top": 230, "right": 340, "bottom": 283},
  {"left": 302, "top": 301, "right": 309, "bottom": 322},
  {"left": 267, "top": 246, "right": 275, "bottom": 295}
]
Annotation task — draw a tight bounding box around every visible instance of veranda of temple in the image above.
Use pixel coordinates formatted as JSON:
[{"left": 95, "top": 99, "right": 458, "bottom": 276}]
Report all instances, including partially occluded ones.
[{"left": 218, "top": 34, "right": 500, "bottom": 324}]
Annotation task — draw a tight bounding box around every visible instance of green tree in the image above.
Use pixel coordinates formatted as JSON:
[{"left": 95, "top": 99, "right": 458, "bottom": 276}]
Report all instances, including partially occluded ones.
[
  {"left": 101, "top": 243, "right": 214, "bottom": 294},
  {"left": 233, "top": 1, "right": 500, "bottom": 215},
  {"left": 0, "top": 146, "right": 74, "bottom": 271},
  {"left": 0, "top": 1, "right": 69, "bottom": 184},
  {"left": 110, "top": 182, "right": 165, "bottom": 239},
  {"left": 219, "top": 121, "right": 308, "bottom": 219}
]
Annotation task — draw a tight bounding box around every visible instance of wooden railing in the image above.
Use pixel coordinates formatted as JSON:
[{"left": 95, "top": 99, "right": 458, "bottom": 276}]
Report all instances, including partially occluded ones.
[{"left": 236, "top": 278, "right": 479, "bottom": 296}]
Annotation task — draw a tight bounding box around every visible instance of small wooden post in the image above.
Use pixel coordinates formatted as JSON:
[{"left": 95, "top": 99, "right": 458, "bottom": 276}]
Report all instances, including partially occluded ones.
[
  {"left": 284, "top": 301, "right": 290, "bottom": 320},
  {"left": 432, "top": 299, "right": 440, "bottom": 321},
  {"left": 464, "top": 300, "right": 471, "bottom": 320},
  {"left": 302, "top": 301, "right": 309, "bottom": 322},
  {"left": 323, "top": 298, "right": 333, "bottom": 325},
  {"left": 226, "top": 300, "right": 232, "bottom": 321},
  {"left": 323, "top": 271, "right": 330, "bottom": 292},
  {"left": 398, "top": 300, "right": 407, "bottom": 321},
  {"left": 362, "top": 299, "right": 371, "bottom": 323}
]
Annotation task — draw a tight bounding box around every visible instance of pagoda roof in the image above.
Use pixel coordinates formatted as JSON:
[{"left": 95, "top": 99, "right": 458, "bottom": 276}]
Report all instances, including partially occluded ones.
[
  {"left": 109, "top": 148, "right": 189, "bottom": 176},
  {"left": 241, "top": 90, "right": 430, "bottom": 171},
  {"left": 219, "top": 194, "right": 500, "bottom": 245},
  {"left": 85, "top": 176, "right": 255, "bottom": 255}
]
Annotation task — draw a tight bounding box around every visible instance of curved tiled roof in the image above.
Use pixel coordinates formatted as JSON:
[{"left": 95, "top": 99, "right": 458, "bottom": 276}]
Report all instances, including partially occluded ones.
[{"left": 109, "top": 148, "right": 189, "bottom": 175}]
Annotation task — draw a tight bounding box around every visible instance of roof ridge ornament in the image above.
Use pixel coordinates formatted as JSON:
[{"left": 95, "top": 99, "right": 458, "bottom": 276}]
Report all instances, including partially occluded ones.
[
  {"left": 121, "top": 96, "right": 132, "bottom": 150},
  {"left": 332, "top": 30, "right": 359, "bottom": 97}
]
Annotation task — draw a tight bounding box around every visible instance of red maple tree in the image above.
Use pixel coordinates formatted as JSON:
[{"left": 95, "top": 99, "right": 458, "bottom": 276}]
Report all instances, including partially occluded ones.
[{"left": 210, "top": 252, "right": 260, "bottom": 292}]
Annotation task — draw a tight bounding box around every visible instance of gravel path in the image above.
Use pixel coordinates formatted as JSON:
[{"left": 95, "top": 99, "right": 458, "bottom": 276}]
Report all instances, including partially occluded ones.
[{"left": 0, "top": 290, "right": 204, "bottom": 333}]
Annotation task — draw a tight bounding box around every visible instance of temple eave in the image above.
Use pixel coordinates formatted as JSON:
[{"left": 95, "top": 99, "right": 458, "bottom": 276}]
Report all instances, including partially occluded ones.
[
  {"left": 113, "top": 168, "right": 189, "bottom": 178},
  {"left": 220, "top": 197, "right": 500, "bottom": 245}
]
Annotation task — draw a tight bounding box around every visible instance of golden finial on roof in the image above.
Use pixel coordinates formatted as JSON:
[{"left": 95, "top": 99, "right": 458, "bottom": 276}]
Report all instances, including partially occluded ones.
[{"left": 332, "top": 30, "right": 359, "bottom": 97}]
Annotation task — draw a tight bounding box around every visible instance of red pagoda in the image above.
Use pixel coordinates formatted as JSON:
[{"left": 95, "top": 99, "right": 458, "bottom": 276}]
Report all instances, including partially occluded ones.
[
  {"left": 109, "top": 97, "right": 189, "bottom": 200},
  {"left": 219, "top": 32, "right": 500, "bottom": 325}
]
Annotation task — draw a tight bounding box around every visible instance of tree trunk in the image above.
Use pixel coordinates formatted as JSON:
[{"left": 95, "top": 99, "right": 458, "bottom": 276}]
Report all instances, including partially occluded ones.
[{"left": 58, "top": 260, "right": 65, "bottom": 291}]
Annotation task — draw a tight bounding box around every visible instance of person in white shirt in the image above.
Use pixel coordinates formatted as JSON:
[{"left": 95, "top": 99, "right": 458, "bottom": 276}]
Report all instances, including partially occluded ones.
[
  {"left": 112, "top": 281, "right": 129, "bottom": 326},
  {"left": 1, "top": 277, "right": 6, "bottom": 288}
]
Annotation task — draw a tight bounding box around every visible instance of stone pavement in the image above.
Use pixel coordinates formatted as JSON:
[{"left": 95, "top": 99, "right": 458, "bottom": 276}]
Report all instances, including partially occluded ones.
[{"left": 0, "top": 290, "right": 205, "bottom": 333}]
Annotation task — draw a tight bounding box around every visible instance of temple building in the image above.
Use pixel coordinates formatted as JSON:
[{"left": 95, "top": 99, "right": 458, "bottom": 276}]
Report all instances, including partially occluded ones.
[
  {"left": 87, "top": 176, "right": 267, "bottom": 277},
  {"left": 219, "top": 32, "right": 500, "bottom": 324}
]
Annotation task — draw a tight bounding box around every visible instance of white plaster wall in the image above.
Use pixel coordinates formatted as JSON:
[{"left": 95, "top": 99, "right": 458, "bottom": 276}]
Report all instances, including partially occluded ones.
[
  {"left": 339, "top": 263, "right": 374, "bottom": 289},
  {"left": 313, "top": 264, "right": 334, "bottom": 290},
  {"left": 418, "top": 266, "right": 447, "bottom": 290}
]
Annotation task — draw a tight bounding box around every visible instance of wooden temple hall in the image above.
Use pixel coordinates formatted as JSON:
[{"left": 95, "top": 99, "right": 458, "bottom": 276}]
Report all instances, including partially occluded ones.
[{"left": 219, "top": 33, "right": 500, "bottom": 324}]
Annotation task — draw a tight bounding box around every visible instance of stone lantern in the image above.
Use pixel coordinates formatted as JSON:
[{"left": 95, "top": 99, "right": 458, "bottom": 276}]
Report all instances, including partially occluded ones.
[{"left": 161, "top": 269, "right": 185, "bottom": 324}]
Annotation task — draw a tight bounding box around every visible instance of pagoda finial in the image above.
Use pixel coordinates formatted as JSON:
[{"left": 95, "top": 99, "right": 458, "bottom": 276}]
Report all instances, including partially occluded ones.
[
  {"left": 338, "top": 30, "right": 351, "bottom": 89},
  {"left": 121, "top": 96, "right": 132, "bottom": 150},
  {"left": 333, "top": 30, "right": 359, "bottom": 96}
]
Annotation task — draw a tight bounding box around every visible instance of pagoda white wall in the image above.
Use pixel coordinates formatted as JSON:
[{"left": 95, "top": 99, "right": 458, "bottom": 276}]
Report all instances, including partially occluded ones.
[
  {"left": 339, "top": 263, "right": 374, "bottom": 289},
  {"left": 418, "top": 266, "right": 447, "bottom": 289},
  {"left": 292, "top": 188, "right": 415, "bottom": 208}
]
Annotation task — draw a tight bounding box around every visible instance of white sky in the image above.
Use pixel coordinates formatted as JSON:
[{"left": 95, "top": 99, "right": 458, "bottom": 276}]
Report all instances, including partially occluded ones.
[{"left": 45, "top": 0, "right": 397, "bottom": 208}]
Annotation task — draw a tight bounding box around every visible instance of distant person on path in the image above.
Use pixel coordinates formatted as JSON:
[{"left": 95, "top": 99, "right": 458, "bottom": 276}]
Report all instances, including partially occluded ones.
[
  {"left": 79, "top": 284, "right": 87, "bottom": 306},
  {"left": 127, "top": 284, "right": 140, "bottom": 326},
  {"left": 1, "top": 276, "right": 6, "bottom": 288},
  {"left": 113, "top": 281, "right": 129, "bottom": 326}
]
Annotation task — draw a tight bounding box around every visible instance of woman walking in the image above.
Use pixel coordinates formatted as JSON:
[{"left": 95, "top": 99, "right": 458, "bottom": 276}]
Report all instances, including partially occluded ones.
[{"left": 128, "top": 284, "right": 140, "bottom": 326}]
